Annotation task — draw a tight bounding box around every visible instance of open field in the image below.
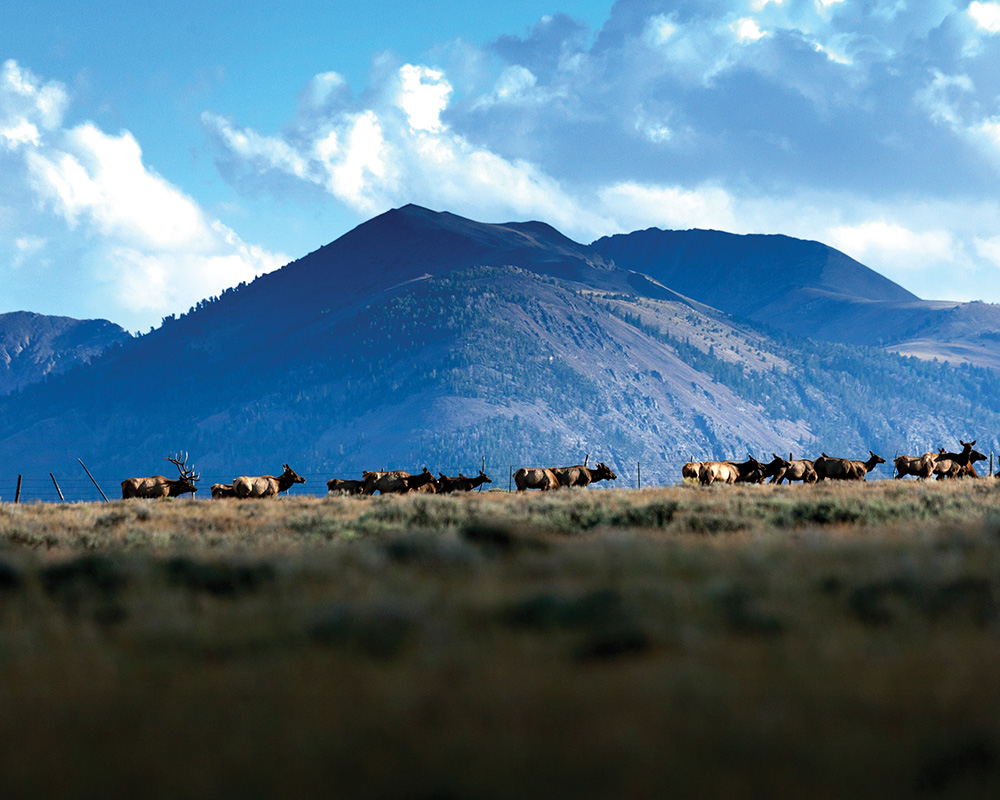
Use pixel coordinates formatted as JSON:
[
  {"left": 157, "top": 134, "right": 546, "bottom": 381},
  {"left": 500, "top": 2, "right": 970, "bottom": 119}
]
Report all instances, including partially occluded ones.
[{"left": 3, "top": 481, "right": 1000, "bottom": 798}]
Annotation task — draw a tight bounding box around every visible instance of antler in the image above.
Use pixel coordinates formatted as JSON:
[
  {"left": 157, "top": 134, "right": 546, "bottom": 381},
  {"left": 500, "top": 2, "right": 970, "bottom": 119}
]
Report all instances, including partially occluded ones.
[{"left": 165, "top": 451, "right": 200, "bottom": 482}]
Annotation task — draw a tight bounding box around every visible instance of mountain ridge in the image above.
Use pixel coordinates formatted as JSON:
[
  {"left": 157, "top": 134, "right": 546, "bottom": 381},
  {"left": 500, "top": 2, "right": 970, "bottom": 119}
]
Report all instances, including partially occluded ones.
[{"left": 2, "top": 205, "right": 1000, "bottom": 495}]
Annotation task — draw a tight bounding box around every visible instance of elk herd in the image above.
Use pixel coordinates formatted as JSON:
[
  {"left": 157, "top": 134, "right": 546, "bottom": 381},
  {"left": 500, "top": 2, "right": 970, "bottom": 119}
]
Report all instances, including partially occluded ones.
[
  {"left": 683, "top": 440, "right": 989, "bottom": 486},
  {"left": 118, "top": 440, "right": 989, "bottom": 500}
]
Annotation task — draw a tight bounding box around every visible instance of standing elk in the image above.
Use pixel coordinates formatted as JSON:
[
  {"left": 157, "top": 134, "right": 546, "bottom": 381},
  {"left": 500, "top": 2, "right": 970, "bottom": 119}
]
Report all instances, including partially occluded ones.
[
  {"left": 766, "top": 454, "right": 818, "bottom": 484},
  {"left": 437, "top": 471, "right": 492, "bottom": 493},
  {"left": 233, "top": 464, "right": 306, "bottom": 498},
  {"left": 933, "top": 441, "right": 986, "bottom": 479},
  {"left": 362, "top": 468, "right": 436, "bottom": 495},
  {"left": 813, "top": 451, "right": 885, "bottom": 481},
  {"left": 551, "top": 462, "right": 617, "bottom": 488},
  {"left": 893, "top": 452, "right": 938, "bottom": 480},
  {"left": 698, "top": 457, "right": 763, "bottom": 486},
  {"left": 513, "top": 467, "right": 561, "bottom": 491},
  {"left": 326, "top": 478, "right": 366, "bottom": 495},
  {"left": 681, "top": 462, "right": 702, "bottom": 481},
  {"left": 121, "top": 453, "right": 200, "bottom": 499}
]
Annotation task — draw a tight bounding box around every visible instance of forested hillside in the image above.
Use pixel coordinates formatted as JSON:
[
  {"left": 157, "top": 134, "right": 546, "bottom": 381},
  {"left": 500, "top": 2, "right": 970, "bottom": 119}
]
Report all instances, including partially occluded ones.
[{"left": 2, "top": 205, "right": 1000, "bottom": 492}]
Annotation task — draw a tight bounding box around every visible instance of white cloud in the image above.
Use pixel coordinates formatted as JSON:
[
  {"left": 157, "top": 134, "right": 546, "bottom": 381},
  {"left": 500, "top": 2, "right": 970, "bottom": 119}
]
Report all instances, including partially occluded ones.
[
  {"left": 969, "top": 1, "right": 1000, "bottom": 33},
  {"left": 0, "top": 60, "right": 286, "bottom": 329},
  {"left": 731, "top": 18, "right": 768, "bottom": 43},
  {"left": 825, "top": 220, "right": 956, "bottom": 271},
  {"left": 599, "top": 182, "right": 738, "bottom": 233},
  {"left": 397, "top": 64, "right": 451, "bottom": 132},
  {"left": 204, "top": 62, "right": 610, "bottom": 240}
]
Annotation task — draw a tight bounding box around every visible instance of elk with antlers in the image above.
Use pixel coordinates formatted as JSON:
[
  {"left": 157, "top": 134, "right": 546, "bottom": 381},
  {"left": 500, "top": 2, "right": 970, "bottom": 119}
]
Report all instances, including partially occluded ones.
[{"left": 121, "top": 452, "right": 200, "bottom": 499}]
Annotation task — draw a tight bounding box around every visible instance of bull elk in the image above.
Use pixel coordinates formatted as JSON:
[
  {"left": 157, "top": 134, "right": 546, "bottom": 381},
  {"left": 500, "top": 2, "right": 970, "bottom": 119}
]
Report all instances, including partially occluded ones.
[
  {"left": 551, "top": 462, "right": 617, "bottom": 488},
  {"left": 233, "top": 464, "right": 306, "bottom": 498},
  {"left": 121, "top": 452, "right": 200, "bottom": 499}
]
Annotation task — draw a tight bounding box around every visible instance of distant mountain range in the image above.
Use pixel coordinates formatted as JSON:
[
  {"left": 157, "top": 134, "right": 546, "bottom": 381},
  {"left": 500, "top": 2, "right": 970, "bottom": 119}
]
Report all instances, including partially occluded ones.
[
  {"left": 0, "top": 312, "right": 130, "bottom": 396},
  {"left": 2, "top": 204, "right": 1000, "bottom": 497}
]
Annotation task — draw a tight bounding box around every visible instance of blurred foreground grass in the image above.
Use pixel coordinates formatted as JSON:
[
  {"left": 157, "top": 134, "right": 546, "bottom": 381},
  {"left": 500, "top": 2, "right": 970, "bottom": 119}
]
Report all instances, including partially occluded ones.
[{"left": 2, "top": 481, "right": 1000, "bottom": 798}]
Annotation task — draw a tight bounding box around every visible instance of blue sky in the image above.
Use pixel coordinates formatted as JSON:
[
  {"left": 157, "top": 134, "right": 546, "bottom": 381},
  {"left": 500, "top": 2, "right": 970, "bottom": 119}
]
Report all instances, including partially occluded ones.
[{"left": 3, "top": 1, "right": 1000, "bottom": 331}]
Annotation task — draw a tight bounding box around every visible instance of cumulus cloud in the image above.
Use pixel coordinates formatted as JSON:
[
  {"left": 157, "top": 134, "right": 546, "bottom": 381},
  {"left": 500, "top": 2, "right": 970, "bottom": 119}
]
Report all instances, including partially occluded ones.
[
  {"left": 196, "top": 0, "right": 1000, "bottom": 304},
  {"left": 0, "top": 59, "right": 285, "bottom": 330}
]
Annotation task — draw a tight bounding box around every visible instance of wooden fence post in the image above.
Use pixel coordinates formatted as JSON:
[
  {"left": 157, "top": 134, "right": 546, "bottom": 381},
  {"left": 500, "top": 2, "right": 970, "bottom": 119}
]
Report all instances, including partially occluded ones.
[
  {"left": 14, "top": 474, "right": 22, "bottom": 504},
  {"left": 637, "top": 462, "right": 641, "bottom": 491},
  {"left": 78, "top": 459, "right": 109, "bottom": 502},
  {"left": 50, "top": 473, "right": 65, "bottom": 502}
]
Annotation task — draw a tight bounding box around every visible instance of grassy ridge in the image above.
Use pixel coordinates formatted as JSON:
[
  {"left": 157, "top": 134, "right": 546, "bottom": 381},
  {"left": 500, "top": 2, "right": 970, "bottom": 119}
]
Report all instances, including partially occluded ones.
[{"left": 2, "top": 483, "right": 1000, "bottom": 797}]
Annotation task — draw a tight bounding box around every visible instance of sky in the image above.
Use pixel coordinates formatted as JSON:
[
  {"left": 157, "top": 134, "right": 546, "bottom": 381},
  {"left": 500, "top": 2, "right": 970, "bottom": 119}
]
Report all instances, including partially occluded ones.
[{"left": 3, "top": 0, "right": 1000, "bottom": 332}]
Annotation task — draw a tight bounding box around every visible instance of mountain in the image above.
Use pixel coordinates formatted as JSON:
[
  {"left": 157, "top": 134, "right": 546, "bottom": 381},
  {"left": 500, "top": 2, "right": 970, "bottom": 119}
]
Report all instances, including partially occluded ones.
[
  {"left": 592, "top": 228, "right": 1000, "bottom": 367},
  {"left": 0, "top": 311, "right": 131, "bottom": 396},
  {"left": 2, "top": 205, "right": 1000, "bottom": 499}
]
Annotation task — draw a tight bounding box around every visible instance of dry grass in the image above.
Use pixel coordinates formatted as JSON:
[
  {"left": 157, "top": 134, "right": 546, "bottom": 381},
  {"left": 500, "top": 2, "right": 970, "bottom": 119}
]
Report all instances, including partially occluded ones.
[{"left": 2, "top": 481, "right": 1000, "bottom": 798}]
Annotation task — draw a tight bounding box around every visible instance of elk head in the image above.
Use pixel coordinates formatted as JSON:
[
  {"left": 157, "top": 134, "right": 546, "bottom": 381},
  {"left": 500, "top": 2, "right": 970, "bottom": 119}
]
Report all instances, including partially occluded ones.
[
  {"left": 166, "top": 452, "right": 200, "bottom": 494},
  {"left": 282, "top": 464, "right": 306, "bottom": 485}
]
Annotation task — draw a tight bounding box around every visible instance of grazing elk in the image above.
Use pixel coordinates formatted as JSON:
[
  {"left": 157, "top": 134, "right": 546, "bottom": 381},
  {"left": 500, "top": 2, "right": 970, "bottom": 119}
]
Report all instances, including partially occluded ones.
[
  {"left": 121, "top": 453, "right": 200, "bottom": 499},
  {"left": 552, "top": 462, "right": 618, "bottom": 488},
  {"left": 326, "top": 478, "right": 366, "bottom": 495},
  {"left": 513, "top": 467, "right": 561, "bottom": 491},
  {"left": 210, "top": 483, "right": 237, "bottom": 499},
  {"left": 893, "top": 452, "right": 937, "bottom": 480},
  {"left": 933, "top": 441, "right": 986, "bottom": 479},
  {"left": 698, "top": 457, "right": 763, "bottom": 486},
  {"left": 362, "top": 468, "right": 436, "bottom": 495},
  {"left": 233, "top": 464, "right": 306, "bottom": 498},
  {"left": 813, "top": 451, "right": 885, "bottom": 481},
  {"left": 437, "top": 471, "right": 492, "bottom": 493}
]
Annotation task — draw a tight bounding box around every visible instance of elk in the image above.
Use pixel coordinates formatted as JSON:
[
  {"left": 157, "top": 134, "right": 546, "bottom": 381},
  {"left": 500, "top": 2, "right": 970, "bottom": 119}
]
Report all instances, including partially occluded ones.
[
  {"left": 437, "top": 471, "right": 492, "bottom": 493},
  {"left": 233, "top": 464, "right": 306, "bottom": 498},
  {"left": 698, "top": 457, "right": 763, "bottom": 486},
  {"left": 933, "top": 441, "right": 986, "bottom": 479},
  {"left": 681, "top": 462, "right": 702, "bottom": 481},
  {"left": 813, "top": 451, "right": 885, "bottom": 481},
  {"left": 210, "top": 483, "right": 237, "bottom": 499},
  {"left": 121, "top": 453, "right": 200, "bottom": 499},
  {"left": 893, "top": 452, "right": 938, "bottom": 480},
  {"left": 326, "top": 478, "right": 366, "bottom": 495},
  {"left": 513, "top": 467, "right": 561, "bottom": 491},
  {"left": 362, "top": 467, "right": 436, "bottom": 495},
  {"left": 759, "top": 454, "right": 792, "bottom": 483},
  {"left": 768, "top": 455, "right": 817, "bottom": 484},
  {"left": 551, "top": 462, "right": 617, "bottom": 488}
]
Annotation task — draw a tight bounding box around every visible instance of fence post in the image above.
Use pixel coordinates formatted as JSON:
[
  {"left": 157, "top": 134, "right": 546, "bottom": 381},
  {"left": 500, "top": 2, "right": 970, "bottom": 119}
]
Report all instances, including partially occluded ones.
[
  {"left": 637, "top": 462, "right": 641, "bottom": 491},
  {"left": 50, "top": 473, "right": 65, "bottom": 502},
  {"left": 14, "top": 474, "right": 22, "bottom": 504},
  {"left": 78, "top": 459, "right": 109, "bottom": 502},
  {"left": 992, "top": 452, "right": 995, "bottom": 478},
  {"left": 509, "top": 466, "right": 513, "bottom": 493}
]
